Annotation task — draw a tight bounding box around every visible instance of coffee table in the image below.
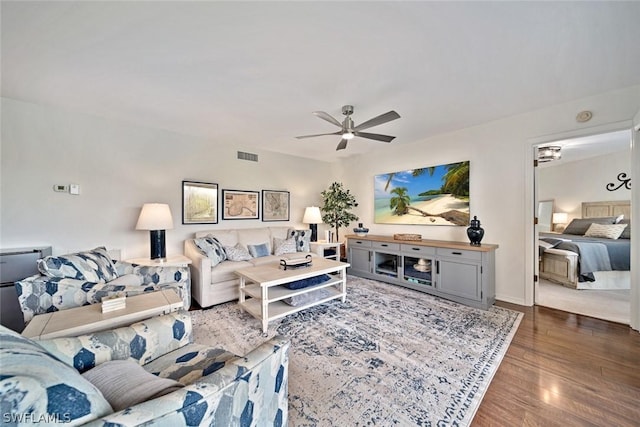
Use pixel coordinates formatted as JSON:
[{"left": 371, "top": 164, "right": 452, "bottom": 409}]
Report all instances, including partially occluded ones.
[
  {"left": 22, "top": 289, "right": 183, "bottom": 340},
  {"left": 236, "top": 257, "right": 350, "bottom": 333}
]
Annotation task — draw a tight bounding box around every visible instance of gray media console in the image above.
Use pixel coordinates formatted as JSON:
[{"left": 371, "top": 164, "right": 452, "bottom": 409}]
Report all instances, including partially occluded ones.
[{"left": 346, "top": 235, "right": 498, "bottom": 310}]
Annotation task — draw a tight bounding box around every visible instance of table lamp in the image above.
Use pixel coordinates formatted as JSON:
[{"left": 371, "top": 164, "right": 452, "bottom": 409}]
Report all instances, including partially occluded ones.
[
  {"left": 302, "top": 206, "right": 323, "bottom": 242},
  {"left": 552, "top": 212, "right": 568, "bottom": 232},
  {"left": 136, "top": 203, "right": 174, "bottom": 260}
]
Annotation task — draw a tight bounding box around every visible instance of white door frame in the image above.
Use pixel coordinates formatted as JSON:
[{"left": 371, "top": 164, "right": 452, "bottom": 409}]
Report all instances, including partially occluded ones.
[
  {"left": 524, "top": 120, "right": 636, "bottom": 330},
  {"left": 631, "top": 109, "right": 640, "bottom": 330}
]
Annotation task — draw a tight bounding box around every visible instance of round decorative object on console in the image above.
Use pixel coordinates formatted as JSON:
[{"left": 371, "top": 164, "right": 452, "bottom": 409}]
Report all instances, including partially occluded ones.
[
  {"left": 413, "top": 258, "right": 431, "bottom": 272},
  {"left": 353, "top": 223, "right": 369, "bottom": 237},
  {"left": 466, "top": 216, "right": 485, "bottom": 246}
]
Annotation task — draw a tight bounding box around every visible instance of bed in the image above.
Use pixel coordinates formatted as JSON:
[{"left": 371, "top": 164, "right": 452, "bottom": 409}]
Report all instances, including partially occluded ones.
[{"left": 539, "top": 201, "right": 631, "bottom": 290}]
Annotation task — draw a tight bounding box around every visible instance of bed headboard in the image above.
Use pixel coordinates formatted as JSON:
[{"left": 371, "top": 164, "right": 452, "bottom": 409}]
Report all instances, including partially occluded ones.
[{"left": 582, "top": 200, "right": 631, "bottom": 220}]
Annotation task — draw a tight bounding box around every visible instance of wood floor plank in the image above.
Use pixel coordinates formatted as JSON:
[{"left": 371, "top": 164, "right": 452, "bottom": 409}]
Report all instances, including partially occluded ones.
[{"left": 473, "top": 303, "right": 640, "bottom": 426}]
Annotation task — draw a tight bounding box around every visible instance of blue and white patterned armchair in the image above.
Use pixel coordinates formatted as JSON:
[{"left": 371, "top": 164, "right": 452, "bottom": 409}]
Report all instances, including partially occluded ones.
[
  {"left": 0, "top": 310, "right": 289, "bottom": 426},
  {"left": 14, "top": 247, "right": 191, "bottom": 324}
]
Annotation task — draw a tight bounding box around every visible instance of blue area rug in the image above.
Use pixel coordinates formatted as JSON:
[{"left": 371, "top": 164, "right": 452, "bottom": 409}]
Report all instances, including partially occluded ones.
[{"left": 191, "top": 276, "right": 522, "bottom": 426}]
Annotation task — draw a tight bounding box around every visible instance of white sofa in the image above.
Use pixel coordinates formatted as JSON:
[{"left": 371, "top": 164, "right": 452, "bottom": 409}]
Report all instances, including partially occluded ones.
[{"left": 184, "top": 226, "right": 314, "bottom": 308}]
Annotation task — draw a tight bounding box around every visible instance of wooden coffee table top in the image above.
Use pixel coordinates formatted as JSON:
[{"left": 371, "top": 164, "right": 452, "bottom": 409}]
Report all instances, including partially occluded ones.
[
  {"left": 22, "top": 289, "right": 183, "bottom": 340},
  {"left": 235, "top": 257, "right": 350, "bottom": 287}
]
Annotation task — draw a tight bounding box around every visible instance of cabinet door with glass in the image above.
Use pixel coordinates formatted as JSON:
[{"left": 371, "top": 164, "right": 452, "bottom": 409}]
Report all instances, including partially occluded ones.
[
  {"left": 400, "top": 244, "right": 436, "bottom": 288},
  {"left": 373, "top": 252, "right": 400, "bottom": 279}
]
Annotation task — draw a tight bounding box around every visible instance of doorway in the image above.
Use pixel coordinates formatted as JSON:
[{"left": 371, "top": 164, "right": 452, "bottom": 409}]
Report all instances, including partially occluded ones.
[{"left": 533, "top": 129, "right": 632, "bottom": 323}]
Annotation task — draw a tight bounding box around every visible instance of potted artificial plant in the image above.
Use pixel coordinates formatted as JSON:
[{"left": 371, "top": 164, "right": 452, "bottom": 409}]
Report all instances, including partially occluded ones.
[{"left": 320, "top": 182, "right": 359, "bottom": 243}]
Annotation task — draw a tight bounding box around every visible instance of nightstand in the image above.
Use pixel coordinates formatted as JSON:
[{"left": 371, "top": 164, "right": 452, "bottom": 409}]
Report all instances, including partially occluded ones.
[
  {"left": 310, "top": 241, "right": 343, "bottom": 261},
  {"left": 125, "top": 254, "right": 192, "bottom": 268}
]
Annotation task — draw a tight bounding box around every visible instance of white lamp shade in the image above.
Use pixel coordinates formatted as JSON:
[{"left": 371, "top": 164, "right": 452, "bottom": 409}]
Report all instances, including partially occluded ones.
[
  {"left": 302, "top": 206, "right": 323, "bottom": 224},
  {"left": 552, "top": 212, "right": 568, "bottom": 224},
  {"left": 136, "top": 203, "right": 174, "bottom": 230}
]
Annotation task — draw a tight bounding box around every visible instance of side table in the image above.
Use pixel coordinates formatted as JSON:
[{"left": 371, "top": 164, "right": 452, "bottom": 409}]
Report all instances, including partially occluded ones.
[
  {"left": 125, "top": 254, "right": 192, "bottom": 267},
  {"left": 22, "top": 289, "right": 183, "bottom": 340},
  {"left": 310, "top": 241, "right": 343, "bottom": 261}
]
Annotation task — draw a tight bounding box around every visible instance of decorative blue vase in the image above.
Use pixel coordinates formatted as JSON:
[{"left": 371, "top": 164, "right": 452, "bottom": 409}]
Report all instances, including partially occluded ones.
[
  {"left": 353, "top": 223, "right": 369, "bottom": 237},
  {"left": 466, "top": 216, "right": 484, "bottom": 246}
]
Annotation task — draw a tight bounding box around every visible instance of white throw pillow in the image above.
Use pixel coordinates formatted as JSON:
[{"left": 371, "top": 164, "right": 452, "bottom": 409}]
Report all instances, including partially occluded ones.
[
  {"left": 223, "top": 243, "right": 252, "bottom": 261},
  {"left": 82, "top": 360, "right": 183, "bottom": 411},
  {"left": 273, "top": 237, "right": 297, "bottom": 256},
  {"left": 584, "top": 223, "right": 627, "bottom": 239}
]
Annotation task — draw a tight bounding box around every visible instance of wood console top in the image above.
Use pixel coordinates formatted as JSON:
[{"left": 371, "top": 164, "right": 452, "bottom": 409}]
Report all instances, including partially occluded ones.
[{"left": 345, "top": 234, "right": 498, "bottom": 252}]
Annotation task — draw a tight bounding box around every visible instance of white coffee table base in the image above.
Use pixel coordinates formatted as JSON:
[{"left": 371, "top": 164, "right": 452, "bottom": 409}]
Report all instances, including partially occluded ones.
[{"left": 236, "top": 258, "right": 350, "bottom": 333}]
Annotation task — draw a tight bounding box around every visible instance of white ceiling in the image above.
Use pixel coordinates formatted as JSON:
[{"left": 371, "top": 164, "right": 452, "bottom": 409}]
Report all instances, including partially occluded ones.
[
  {"left": 2, "top": 1, "right": 640, "bottom": 163},
  {"left": 538, "top": 129, "right": 632, "bottom": 168}
]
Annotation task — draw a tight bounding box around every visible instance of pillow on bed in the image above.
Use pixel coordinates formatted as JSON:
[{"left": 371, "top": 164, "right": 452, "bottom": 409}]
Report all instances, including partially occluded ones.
[
  {"left": 563, "top": 217, "right": 616, "bottom": 235},
  {"left": 583, "top": 223, "right": 628, "bottom": 240},
  {"left": 618, "top": 219, "right": 630, "bottom": 239}
]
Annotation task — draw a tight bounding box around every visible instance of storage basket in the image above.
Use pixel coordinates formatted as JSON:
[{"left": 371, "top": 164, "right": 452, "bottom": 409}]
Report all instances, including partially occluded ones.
[{"left": 393, "top": 233, "right": 422, "bottom": 241}]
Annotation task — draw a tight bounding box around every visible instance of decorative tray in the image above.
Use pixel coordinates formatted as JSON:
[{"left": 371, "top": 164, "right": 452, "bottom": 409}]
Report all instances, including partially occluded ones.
[
  {"left": 393, "top": 233, "right": 422, "bottom": 241},
  {"left": 280, "top": 254, "right": 313, "bottom": 270}
]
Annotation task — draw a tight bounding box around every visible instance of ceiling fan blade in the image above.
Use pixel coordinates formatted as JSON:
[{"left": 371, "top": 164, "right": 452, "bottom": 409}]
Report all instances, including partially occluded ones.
[
  {"left": 354, "top": 131, "right": 396, "bottom": 143},
  {"left": 336, "top": 138, "right": 348, "bottom": 151},
  {"left": 295, "top": 131, "right": 342, "bottom": 139},
  {"left": 313, "top": 111, "right": 343, "bottom": 127},
  {"left": 353, "top": 110, "right": 401, "bottom": 131}
]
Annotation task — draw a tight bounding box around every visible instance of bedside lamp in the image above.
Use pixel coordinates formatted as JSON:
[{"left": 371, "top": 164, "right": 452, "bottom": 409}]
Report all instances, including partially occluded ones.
[
  {"left": 552, "top": 212, "right": 568, "bottom": 232},
  {"left": 302, "top": 206, "right": 323, "bottom": 242},
  {"left": 136, "top": 203, "right": 174, "bottom": 261}
]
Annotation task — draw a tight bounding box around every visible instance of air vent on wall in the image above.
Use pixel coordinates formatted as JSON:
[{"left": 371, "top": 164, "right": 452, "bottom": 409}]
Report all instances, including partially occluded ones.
[{"left": 237, "top": 151, "right": 258, "bottom": 162}]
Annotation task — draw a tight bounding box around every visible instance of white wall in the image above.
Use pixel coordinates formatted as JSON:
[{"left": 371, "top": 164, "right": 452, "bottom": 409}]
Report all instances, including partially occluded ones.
[
  {"left": 2, "top": 86, "right": 639, "bottom": 307},
  {"left": 539, "top": 150, "right": 632, "bottom": 221},
  {"left": 0, "top": 98, "right": 334, "bottom": 259},
  {"left": 338, "top": 85, "right": 640, "bottom": 305}
]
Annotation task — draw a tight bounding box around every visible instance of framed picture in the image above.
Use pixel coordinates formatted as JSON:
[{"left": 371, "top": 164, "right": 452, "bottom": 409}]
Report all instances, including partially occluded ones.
[
  {"left": 262, "top": 190, "right": 290, "bottom": 222},
  {"left": 182, "top": 181, "right": 218, "bottom": 224},
  {"left": 374, "top": 161, "right": 470, "bottom": 226},
  {"left": 222, "top": 189, "right": 259, "bottom": 220}
]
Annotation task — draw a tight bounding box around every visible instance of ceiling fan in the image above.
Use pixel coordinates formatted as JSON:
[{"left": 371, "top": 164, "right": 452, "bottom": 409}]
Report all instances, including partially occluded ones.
[{"left": 296, "top": 105, "right": 401, "bottom": 151}]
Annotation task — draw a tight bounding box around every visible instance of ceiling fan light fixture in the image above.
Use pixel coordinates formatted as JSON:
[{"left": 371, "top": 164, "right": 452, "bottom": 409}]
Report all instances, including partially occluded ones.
[
  {"left": 296, "top": 105, "right": 400, "bottom": 151},
  {"left": 538, "top": 146, "right": 562, "bottom": 162}
]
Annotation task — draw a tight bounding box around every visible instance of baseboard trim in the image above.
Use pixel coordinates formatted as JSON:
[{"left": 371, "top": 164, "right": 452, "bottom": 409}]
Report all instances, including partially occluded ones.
[{"left": 496, "top": 295, "right": 528, "bottom": 306}]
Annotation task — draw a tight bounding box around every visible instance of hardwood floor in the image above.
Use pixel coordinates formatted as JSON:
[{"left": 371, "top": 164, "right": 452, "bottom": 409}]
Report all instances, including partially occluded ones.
[{"left": 474, "top": 302, "right": 640, "bottom": 426}]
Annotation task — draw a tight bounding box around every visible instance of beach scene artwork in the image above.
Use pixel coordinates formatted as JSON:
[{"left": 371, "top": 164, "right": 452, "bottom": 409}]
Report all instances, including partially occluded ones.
[{"left": 374, "top": 161, "right": 470, "bottom": 226}]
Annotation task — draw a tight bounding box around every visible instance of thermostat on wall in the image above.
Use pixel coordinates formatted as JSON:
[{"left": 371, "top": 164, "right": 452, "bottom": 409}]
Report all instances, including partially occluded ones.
[{"left": 53, "top": 184, "right": 68, "bottom": 192}]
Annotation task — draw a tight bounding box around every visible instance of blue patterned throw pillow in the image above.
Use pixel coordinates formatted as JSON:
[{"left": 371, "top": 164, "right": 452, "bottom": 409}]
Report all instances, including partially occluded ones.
[
  {"left": 287, "top": 229, "right": 311, "bottom": 252},
  {"left": 0, "top": 325, "right": 113, "bottom": 425},
  {"left": 194, "top": 235, "right": 227, "bottom": 266},
  {"left": 37, "top": 246, "right": 118, "bottom": 282}
]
